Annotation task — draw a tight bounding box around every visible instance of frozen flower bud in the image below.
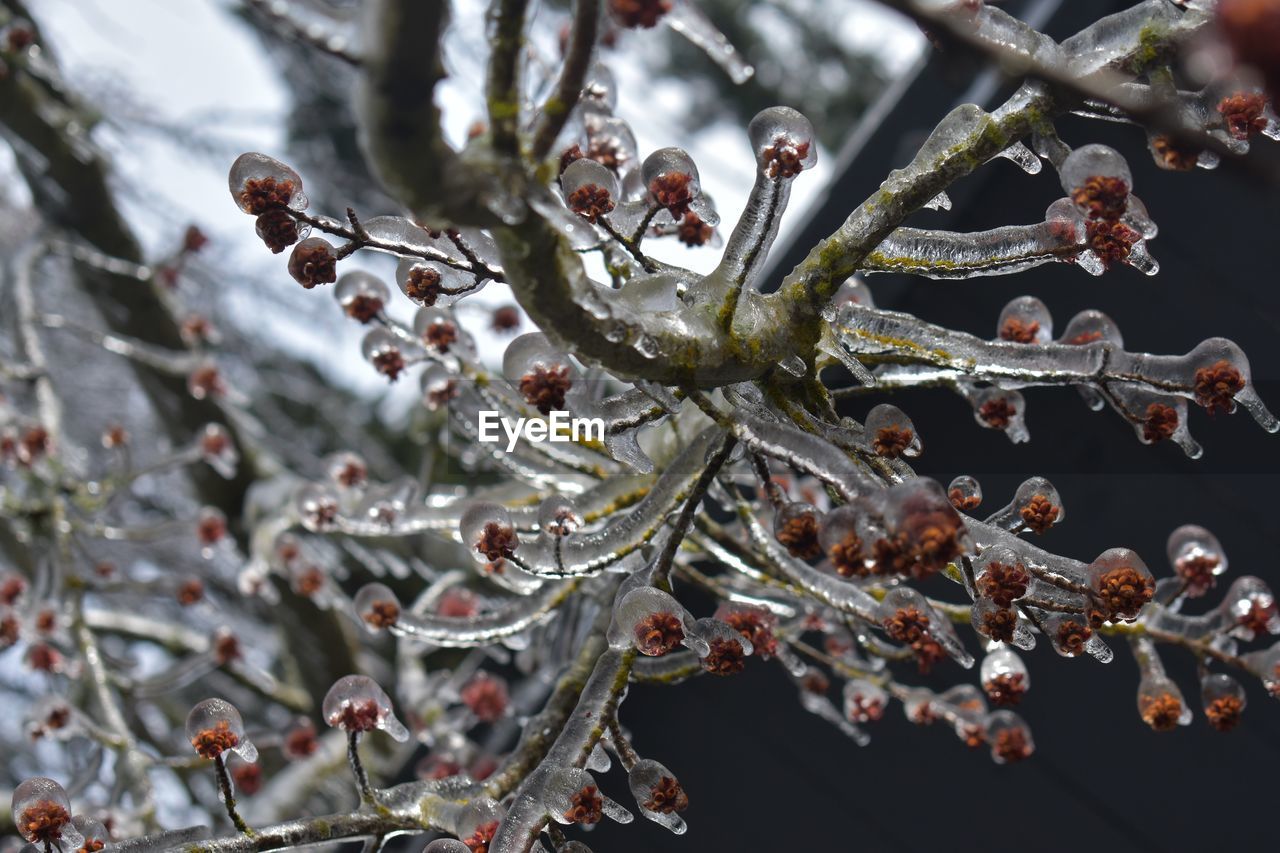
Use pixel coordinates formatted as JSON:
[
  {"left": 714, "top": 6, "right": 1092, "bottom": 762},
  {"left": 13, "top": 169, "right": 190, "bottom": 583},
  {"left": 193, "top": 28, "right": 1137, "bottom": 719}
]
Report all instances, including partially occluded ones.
[
  {"left": 198, "top": 424, "right": 238, "bottom": 479},
  {"left": 609, "top": 0, "right": 671, "bottom": 28},
  {"left": 420, "top": 363, "right": 458, "bottom": 412},
  {"left": 981, "top": 647, "right": 1029, "bottom": 707},
  {"left": 985, "top": 710, "right": 1034, "bottom": 763},
  {"left": 186, "top": 698, "right": 257, "bottom": 761},
  {"left": 13, "top": 778, "right": 82, "bottom": 847},
  {"left": 322, "top": 674, "right": 409, "bottom": 741},
  {"left": 255, "top": 209, "right": 302, "bottom": 253},
  {"left": 1167, "top": 524, "right": 1227, "bottom": 598},
  {"left": 1219, "top": 575, "right": 1279, "bottom": 639},
  {"left": 1087, "top": 549, "right": 1154, "bottom": 624},
  {"left": 361, "top": 328, "right": 407, "bottom": 382},
  {"left": 863, "top": 403, "right": 921, "bottom": 459},
  {"left": 288, "top": 237, "right": 338, "bottom": 288},
  {"left": 503, "top": 333, "right": 576, "bottom": 415},
  {"left": 490, "top": 304, "right": 521, "bottom": 334},
  {"left": 100, "top": 423, "right": 128, "bottom": 449},
  {"left": 774, "top": 501, "right": 823, "bottom": 561},
  {"left": 1216, "top": 91, "right": 1271, "bottom": 140},
  {"left": 538, "top": 496, "right": 582, "bottom": 538},
  {"left": 460, "top": 502, "right": 519, "bottom": 564},
  {"left": 71, "top": 815, "right": 110, "bottom": 852},
  {"left": 748, "top": 106, "right": 816, "bottom": 179},
  {"left": 296, "top": 483, "right": 340, "bottom": 532},
  {"left": 455, "top": 797, "right": 504, "bottom": 853},
  {"left": 1188, "top": 341, "right": 1251, "bottom": 416},
  {"left": 460, "top": 671, "right": 509, "bottom": 723},
  {"left": 1, "top": 573, "right": 27, "bottom": 606},
  {"left": 398, "top": 259, "right": 476, "bottom": 309},
  {"left": 562, "top": 158, "right": 618, "bottom": 223},
  {"left": 883, "top": 479, "right": 970, "bottom": 579},
  {"left": 1013, "top": 476, "right": 1063, "bottom": 535},
  {"left": 335, "top": 271, "right": 390, "bottom": 324},
  {"left": 176, "top": 577, "right": 205, "bottom": 606},
  {"left": 609, "top": 586, "right": 702, "bottom": 656},
  {"left": 715, "top": 603, "right": 778, "bottom": 659},
  {"left": 643, "top": 148, "right": 701, "bottom": 218},
  {"left": 283, "top": 719, "right": 318, "bottom": 759},
  {"left": 326, "top": 451, "right": 368, "bottom": 490},
  {"left": 1059, "top": 308, "right": 1123, "bottom": 348},
  {"left": 229, "top": 152, "right": 306, "bottom": 214},
  {"left": 544, "top": 767, "right": 631, "bottom": 826},
  {"left": 1137, "top": 675, "right": 1191, "bottom": 731},
  {"left": 879, "top": 587, "right": 970, "bottom": 672},
  {"left": 423, "top": 841, "right": 470, "bottom": 853},
  {"left": 354, "top": 583, "right": 401, "bottom": 632},
  {"left": 412, "top": 309, "right": 462, "bottom": 357},
  {"left": 1201, "top": 673, "right": 1247, "bottom": 732},
  {"left": 970, "top": 597, "right": 1020, "bottom": 646},
  {"left": 947, "top": 475, "right": 982, "bottom": 511},
  {"left": 187, "top": 363, "right": 227, "bottom": 400},
  {"left": 843, "top": 679, "right": 888, "bottom": 724},
  {"left": 832, "top": 276, "right": 875, "bottom": 310},
  {"left": 1042, "top": 612, "right": 1109, "bottom": 661},
  {"left": 974, "top": 548, "right": 1030, "bottom": 609},
  {"left": 973, "top": 388, "right": 1027, "bottom": 440},
  {"left": 1061, "top": 144, "right": 1131, "bottom": 221},
  {"left": 195, "top": 507, "right": 227, "bottom": 554},
  {"left": 819, "top": 502, "right": 873, "bottom": 577},
  {"left": 691, "top": 617, "right": 751, "bottom": 675},
  {"left": 997, "top": 295, "right": 1052, "bottom": 344},
  {"left": 628, "top": 759, "right": 688, "bottom": 833}
]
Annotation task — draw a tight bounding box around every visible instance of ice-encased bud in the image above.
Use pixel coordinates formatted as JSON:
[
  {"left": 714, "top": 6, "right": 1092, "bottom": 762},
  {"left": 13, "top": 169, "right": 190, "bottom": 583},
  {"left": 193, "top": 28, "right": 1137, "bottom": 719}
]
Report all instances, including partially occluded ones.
[
  {"left": 503, "top": 333, "right": 576, "bottom": 415},
  {"left": 360, "top": 328, "right": 407, "bottom": 382},
  {"left": 1058, "top": 308, "right": 1123, "bottom": 347},
  {"left": 973, "top": 388, "right": 1028, "bottom": 442},
  {"left": 981, "top": 647, "right": 1029, "bottom": 706},
  {"left": 628, "top": 759, "right": 688, "bottom": 834},
  {"left": 1201, "top": 672, "right": 1247, "bottom": 732},
  {"left": 414, "top": 307, "right": 466, "bottom": 355},
  {"left": 322, "top": 674, "right": 409, "bottom": 741},
  {"left": 879, "top": 587, "right": 972, "bottom": 668},
  {"left": 1219, "top": 576, "right": 1278, "bottom": 640},
  {"left": 296, "top": 483, "right": 340, "bottom": 532},
  {"left": 774, "top": 501, "right": 824, "bottom": 561},
  {"left": 831, "top": 276, "right": 875, "bottom": 309},
  {"left": 423, "top": 841, "right": 470, "bottom": 853},
  {"left": 843, "top": 679, "right": 888, "bottom": 723},
  {"left": 985, "top": 710, "right": 1034, "bottom": 763},
  {"left": 198, "top": 423, "right": 238, "bottom": 479},
  {"left": 396, "top": 258, "right": 475, "bottom": 308},
  {"left": 996, "top": 295, "right": 1053, "bottom": 344},
  {"left": 691, "top": 617, "right": 752, "bottom": 675},
  {"left": 325, "top": 451, "right": 368, "bottom": 490},
  {"left": 882, "top": 479, "right": 971, "bottom": 578},
  {"left": 420, "top": 363, "right": 458, "bottom": 412},
  {"left": 1137, "top": 675, "right": 1192, "bottom": 731},
  {"left": 973, "top": 546, "right": 1030, "bottom": 608},
  {"left": 538, "top": 496, "right": 583, "bottom": 538},
  {"left": 544, "top": 767, "right": 632, "bottom": 826},
  {"left": 748, "top": 106, "right": 817, "bottom": 179},
  {"left": 354, "top": 583, "right": 401, "bottom": 633},
  {"left": 1012, "top": 476, "right": 1063, "bottom": 534},
  {"left": 1043, "top": 612, "right": 1112, "bottom": 662},
  {"left": 608, "top": 586, "right": 703, "bottom": 656},
  {"left": 1060, "top": 144, "right": 1132, "bottom": 217},
  {"left": 643, "top": 148, "right": 701, "bottom": 216},
  {"left": 562, "top": 158, "right": 619, "bottom": 223},
  {"left": 455, "top": 798, "right": 504, "bottom": 853},
  {"left": 970, "top": 596, "right": 1032, "bottom": 648},
  {"left": 947, "top": 475, "right": 982, "bottom": 511},
  {"left": 334, "top": 271, "right": 390, "bottom": 323},
  {"left": 12, "top": 778, "right": 81, "bottom": 847},
  {"left": 229, "top": 152, "right": 306, "bottom": 213},
  {"left": 460, "top": 502, "right": 519, "bottom": 564},
  {"left": 582, "top": 61, "right": 618, "bottom": 111},
  {"left": 863, "top": 403, "right": 922, "bottom": 459},
  {"left": 1087, "top": 548, "right": 1154, "bottom": 624},
  {"left": 1184, "top": 338, "right": 1262, "bottom": 420},
  {"left": 71, "top": 815, "right": 110, "bottom": 851},
  {"left": 186, "top": 698, "right": 257, "bottom": 761},
  {"left": 818, "top": 503, "right": 872, "bottom": 577},
  {"left": 1167, "top": 524, "right": 1227, "bottom": 598},
  {"left": 460, "top": 671, "right": 509, "bottom": 723}
]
